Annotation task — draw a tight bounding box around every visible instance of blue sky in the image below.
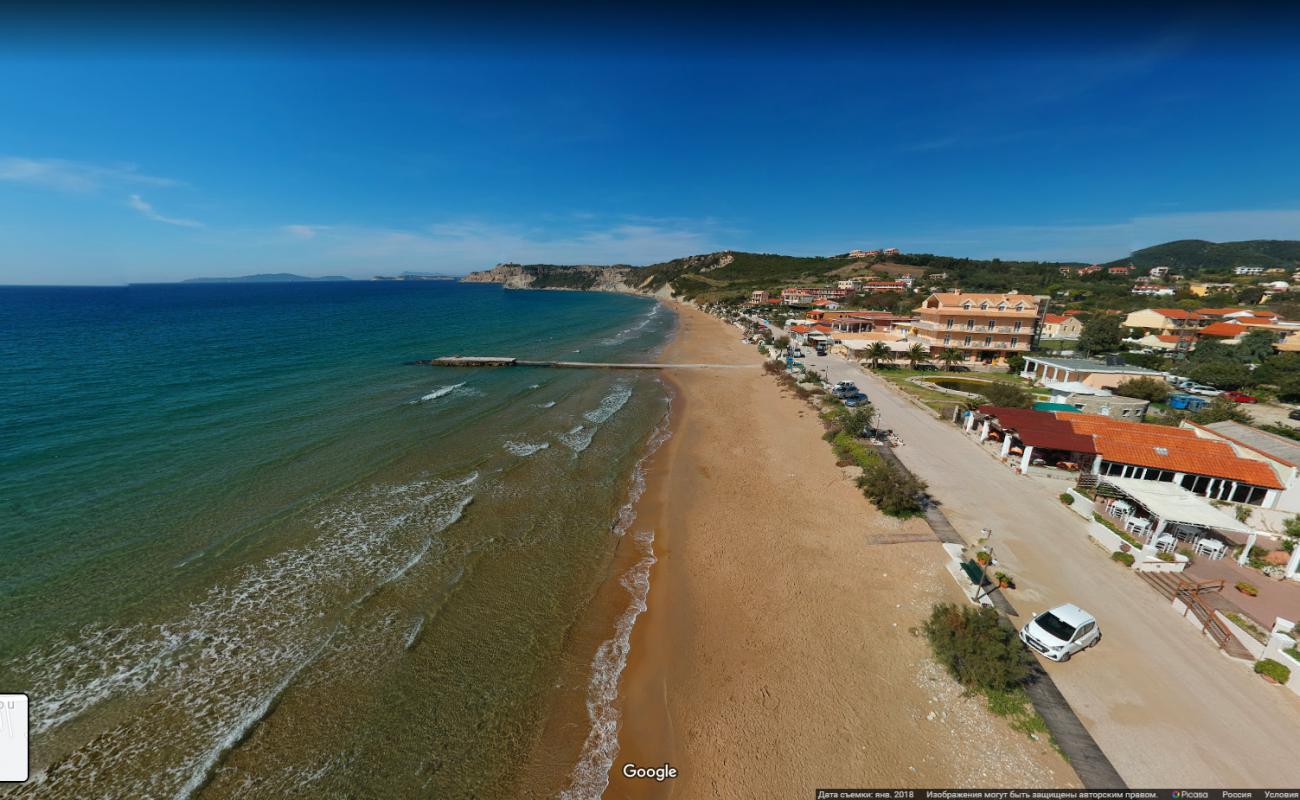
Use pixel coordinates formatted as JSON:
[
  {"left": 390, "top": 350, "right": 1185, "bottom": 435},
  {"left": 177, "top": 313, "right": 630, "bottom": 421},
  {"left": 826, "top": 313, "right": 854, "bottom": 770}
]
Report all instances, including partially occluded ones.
[{"left": 3, "top": 8, "right": 1300, "bottom": 284}]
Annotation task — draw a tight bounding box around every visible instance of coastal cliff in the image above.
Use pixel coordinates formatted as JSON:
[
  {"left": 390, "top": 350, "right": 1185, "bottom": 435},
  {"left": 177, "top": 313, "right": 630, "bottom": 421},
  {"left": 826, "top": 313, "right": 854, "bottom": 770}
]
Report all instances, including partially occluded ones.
[{"left": 461, "top": 263, "right": 642, "bottom": 293}]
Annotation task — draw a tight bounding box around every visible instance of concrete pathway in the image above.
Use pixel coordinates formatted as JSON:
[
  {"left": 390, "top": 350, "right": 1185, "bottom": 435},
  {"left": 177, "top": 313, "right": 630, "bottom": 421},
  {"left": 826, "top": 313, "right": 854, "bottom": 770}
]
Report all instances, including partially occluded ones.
[{"left": 799, "top": 350, "right": 1300, "bottom": 788}]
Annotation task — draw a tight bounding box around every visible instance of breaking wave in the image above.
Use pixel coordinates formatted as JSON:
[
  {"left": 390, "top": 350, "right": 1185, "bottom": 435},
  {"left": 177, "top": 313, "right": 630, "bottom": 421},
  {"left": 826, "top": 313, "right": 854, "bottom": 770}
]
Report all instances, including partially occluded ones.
[
  {"left": 582, "top": 385, "right": 632, "bottom": 424},
  {"left": 503, "top": 440, "right": 550, "bottom": 457},
  {"left": 7, "top": 472, "right": 478, "bottom": 798},
  {"left": 557, "top": 425, "right": 596, "bottom": 453}
]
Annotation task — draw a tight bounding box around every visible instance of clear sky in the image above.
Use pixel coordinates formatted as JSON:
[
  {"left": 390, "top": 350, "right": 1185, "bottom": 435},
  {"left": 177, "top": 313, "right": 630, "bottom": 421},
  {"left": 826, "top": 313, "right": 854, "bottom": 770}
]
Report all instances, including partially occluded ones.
[{"left": 3, "top": 5, "right": 1300, "bottom": 284}]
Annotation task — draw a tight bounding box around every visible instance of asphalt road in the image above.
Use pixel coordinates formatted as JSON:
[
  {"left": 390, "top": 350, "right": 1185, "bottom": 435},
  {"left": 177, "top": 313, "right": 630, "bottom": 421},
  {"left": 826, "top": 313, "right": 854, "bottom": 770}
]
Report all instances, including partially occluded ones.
[{"left": 795, "top": 347, "right": 1300, "bottom": 789}]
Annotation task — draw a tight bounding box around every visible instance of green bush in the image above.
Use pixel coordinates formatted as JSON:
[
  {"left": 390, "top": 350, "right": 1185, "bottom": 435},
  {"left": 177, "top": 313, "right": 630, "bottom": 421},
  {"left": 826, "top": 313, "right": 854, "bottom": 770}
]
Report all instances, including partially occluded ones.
[
  {"left": 978, "top": 381, "right": 1034, "bottom": 409},
  {"left": 1255, "top": 658, "right": 1292, "bottom": 684},
  {"left": 1157, "top": 552, "right": 1175, "bottom": 562},
  {"left": 856, "top": 460, "right": 928, "bottom": 518},
  {"left": 1113, "top": 376, "right": 1171, "bottom": 403},
  {"left": 920, "top": 603, "right": 1032, "bottom": 693},
  {"left": 1236, "top": 581, "right": 1259, "bottom": 597},
  {"left": 1059, "top": 492, "right": 1074, "bottom": 506},
  {"left": 1111, "top": 551, "right": 1135, "bottom": 566}
]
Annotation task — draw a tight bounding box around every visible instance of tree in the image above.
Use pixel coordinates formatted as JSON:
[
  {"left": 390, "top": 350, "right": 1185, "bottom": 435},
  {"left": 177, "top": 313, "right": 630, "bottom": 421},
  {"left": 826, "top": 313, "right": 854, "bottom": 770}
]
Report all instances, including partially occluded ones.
[
  {"left": 773, "top": 335, "right": 790, "bottom": 352},
  {"left": 1121, "top": 351, "right": 1166, "bottom": 370},
  {"left": 865, "top": 342, "right": 892, "bottom": 369},
  {"left": 1113, "top": 376, "right": 1171, "bottom": 403},
  {"left": 1275, "top": 375, "right": 1300, "bottom": 403},
  {"left": 978, "top": 381, "right": 1034, "bottom": 409},
  {"left": 1236, "top": 286, "right": 1266, "bottom": 304},
  {"left": 1188, "top": 361, "right": 1253, "bottom": 390},
  {"left": 1237, "top": 329, "right": 1278, "bottom": 363},
  {"left": 906, "top": 342, "right": 929, "bottom": 369},
  {"left": 1189, "top": 339, "right": 1234, "bottom": 364},
  {"left": 1078, "top": 315, "right": 1123, "bottom": 355},
  {"left": 1005, "top": 353, "right": 1025, "bottom": 375},
  {"left": 940, "top": 347, "right": 964, "bottom": 369},
  {"left": 1190, "top": 396, "right": 1253, "bottom": 425}
]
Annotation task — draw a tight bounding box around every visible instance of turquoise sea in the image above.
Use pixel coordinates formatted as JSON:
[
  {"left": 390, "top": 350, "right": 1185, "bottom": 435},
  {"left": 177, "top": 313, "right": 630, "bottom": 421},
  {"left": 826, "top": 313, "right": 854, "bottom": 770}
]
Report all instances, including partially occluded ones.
[{"left": 0, "top": 281, "right": 674, "bottom": 798}]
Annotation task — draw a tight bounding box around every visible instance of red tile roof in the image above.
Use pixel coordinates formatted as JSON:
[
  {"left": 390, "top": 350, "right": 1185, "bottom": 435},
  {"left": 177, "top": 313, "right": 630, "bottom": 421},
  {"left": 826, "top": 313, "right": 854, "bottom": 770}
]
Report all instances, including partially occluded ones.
[
  {"left": 978, "top": 406, "right": 1284, "bottom": 488},
  {"left": 1152, "top": 308, "right": 1204, "bottom": 320},
  {"left": 1199, "top": 321, "right": 1248, "bottom": 338},
  {"left": 1043, "top": 313, "right": 1071, "bottom": 324}
]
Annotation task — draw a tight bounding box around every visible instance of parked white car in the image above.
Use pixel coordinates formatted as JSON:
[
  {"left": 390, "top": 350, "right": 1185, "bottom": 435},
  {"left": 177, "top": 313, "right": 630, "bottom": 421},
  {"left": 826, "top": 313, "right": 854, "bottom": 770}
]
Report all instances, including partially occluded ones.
[
  {"left": 1020, "top": 604, "right": 1100, "bottom": 662},
  {"left": 1186, "top": 383, "right": 1223, "bottom": 396}
]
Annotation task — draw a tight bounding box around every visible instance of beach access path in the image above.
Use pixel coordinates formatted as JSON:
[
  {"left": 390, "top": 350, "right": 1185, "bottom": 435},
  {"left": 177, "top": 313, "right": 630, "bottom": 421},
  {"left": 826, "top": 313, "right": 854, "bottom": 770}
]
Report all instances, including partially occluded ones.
[
  {"left": 605, "top": 306, "right": 1074, "bottom": 799},
  {"left": 799, "top": 350, "right": 1300, "bottom": 788}
]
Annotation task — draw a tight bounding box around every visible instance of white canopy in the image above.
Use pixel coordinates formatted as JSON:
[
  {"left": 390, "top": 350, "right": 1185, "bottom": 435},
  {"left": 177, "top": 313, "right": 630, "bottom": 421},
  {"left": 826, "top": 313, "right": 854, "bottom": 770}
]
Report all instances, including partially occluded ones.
[
  {"left": 1044, "top": 380, "right": 1111, "bottom": 396},
  {"left": 1097, "top": 476, "right": 1255, "bottom": 535}
]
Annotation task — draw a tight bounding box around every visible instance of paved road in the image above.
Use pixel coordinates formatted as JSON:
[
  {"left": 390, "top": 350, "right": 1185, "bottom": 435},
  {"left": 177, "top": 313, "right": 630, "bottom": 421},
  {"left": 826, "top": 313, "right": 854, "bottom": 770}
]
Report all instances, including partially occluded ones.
[{"left": 796, "top": 348, "right": 1300, "bottom": 788}]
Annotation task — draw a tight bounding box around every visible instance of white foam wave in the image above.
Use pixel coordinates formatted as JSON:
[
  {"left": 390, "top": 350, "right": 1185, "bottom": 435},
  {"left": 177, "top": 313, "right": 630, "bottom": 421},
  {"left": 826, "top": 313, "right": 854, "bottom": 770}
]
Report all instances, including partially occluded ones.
[
  {"left": 535, "top": 400, "right": 557, "bottom": 409},
  {"left": 582, "top": 385, "right": 632, "bottom": 424},
  {"left": 7, "top": 472, "right": 478, "bottom": 798},
  {"left": 557, "top": 425, "right": 596, "bottom": 453},
  {"left": 404, "top": 616, "right": 425, "bottom": 651},
  {"left": 417, "top": 382, "right": 465, "bottom": 402},
  {"left": 503, "top": 440, "right": 550, "bottom": 457},
  {"left": 559, "top": 529, "right": 657, "bottom": 800},
  {"left": 599, "top": 304, "right": 661, "bottom": 345}
]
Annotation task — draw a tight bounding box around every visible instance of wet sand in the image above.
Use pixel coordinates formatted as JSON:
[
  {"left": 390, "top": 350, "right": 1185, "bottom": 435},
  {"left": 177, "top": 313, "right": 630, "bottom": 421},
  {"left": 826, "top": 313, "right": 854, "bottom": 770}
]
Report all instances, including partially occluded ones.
[{"left": 604, "top": 303, "right": 1074, "bottom": 798}]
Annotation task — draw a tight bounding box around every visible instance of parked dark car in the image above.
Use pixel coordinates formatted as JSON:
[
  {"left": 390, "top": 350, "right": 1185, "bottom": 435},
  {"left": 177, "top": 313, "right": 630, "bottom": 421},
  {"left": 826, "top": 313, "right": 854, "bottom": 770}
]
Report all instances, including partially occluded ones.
[
  {"left": 1290, "top": 409, "right": 1300, "bottom": 421},
  {"left": 948, "top": 365, "right": 972, "bottom": 373},
  {"left": 915, "top": 363, "right": 939, "bottom": 371}
]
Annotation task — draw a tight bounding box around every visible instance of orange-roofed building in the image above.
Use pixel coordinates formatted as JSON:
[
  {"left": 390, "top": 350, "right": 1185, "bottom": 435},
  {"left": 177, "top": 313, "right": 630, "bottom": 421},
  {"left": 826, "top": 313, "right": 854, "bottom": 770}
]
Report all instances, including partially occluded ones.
[
  {"left": 914, "top": 291, "right": 1044, "bottom": 363},
  {"left": 970, "top": 406, "right": 1288, "bottom": 506}
]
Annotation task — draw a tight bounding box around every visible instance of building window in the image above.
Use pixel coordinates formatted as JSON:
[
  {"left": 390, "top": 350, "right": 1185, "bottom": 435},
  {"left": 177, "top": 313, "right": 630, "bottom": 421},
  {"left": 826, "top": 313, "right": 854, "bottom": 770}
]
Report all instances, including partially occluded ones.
[
  {"left": 966, "top": 319, "right": 974, "bottom": 330},
  {"left": 963, "top": 335, "right": 972, "bottom": 346},
  {"left": 943, "top": 335, "right": 951, "bottom": 345},
  {"left": 1010, "top": 336, "right": 1018, "bottom": 348},
  {"left": 984, "top": 336, "right": 992, "bottom": 346},
  {"left": 986, "top": 320, "right": 995, "bottom": 331},
  {"left": 1013, "top": 320, "right": 1022, "bottom": 332},
  {"left": 946, "top": 318, "right": 953, "bottom": 329},
  {"left": 980, "top": 301, "right": 989, "bottom": 310}
]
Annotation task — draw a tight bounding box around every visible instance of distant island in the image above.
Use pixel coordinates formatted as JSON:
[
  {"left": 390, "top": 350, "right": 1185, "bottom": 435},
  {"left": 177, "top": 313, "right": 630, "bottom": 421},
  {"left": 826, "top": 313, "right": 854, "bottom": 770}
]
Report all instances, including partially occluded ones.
[
  {"left": 182, "top": 273, "right": 353, "bottom": 283},
  {"left": 371, "top": 272, "right": 460, "bottom": 281}
]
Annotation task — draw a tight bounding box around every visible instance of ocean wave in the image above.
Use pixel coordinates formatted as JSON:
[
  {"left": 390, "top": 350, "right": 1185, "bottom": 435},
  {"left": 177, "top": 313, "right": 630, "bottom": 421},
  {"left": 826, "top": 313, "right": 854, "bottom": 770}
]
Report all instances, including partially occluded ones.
[
  {"left": 418, "top": 382, "right": 464, "bottom": 402},
  {"left": 559, "top": 529, "right": 657, "bottom": 800},
  {"left": 404, "top": 616, "right": 425, "bottom": 651},
  {"left": 561, "top": 398, "right": 671, "bottom": 799},
  {"left": 6, "top": 472, "right": 478, "bottom": 798},
  {"left": 582, "top": 385, "right": 632, "bottom": 424},
  {"left": 503, "top": 440, "right": 550, "bottom": 457},
  {"left": 557, "top": 425, "right": 596, "bottom": 453},
  {"left": 599, "top": 304, "right": 661, "bottom": 345},
  {"left": 535, "top": 400, "right": 557, "bottom": 409}
]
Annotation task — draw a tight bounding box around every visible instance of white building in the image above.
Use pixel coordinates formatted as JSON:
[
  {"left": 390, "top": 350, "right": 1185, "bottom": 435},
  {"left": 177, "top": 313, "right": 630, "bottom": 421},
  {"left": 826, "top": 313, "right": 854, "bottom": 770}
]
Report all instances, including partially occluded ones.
[{"left": 1235, "top": 266, "right": 1266, "bottom": 276}]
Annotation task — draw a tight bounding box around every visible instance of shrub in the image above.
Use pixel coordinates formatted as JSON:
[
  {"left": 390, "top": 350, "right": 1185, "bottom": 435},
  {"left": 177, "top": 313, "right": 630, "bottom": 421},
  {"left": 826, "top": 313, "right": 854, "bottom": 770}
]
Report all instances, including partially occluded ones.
[
  {"left": 1236, "top": 581, "right": 1259, "bottom": 597},
  {"left": 1255, "top": 658, "right": 1292, "bottom": 684},
  {"left": 920, "top": 603, "right": 1032, "bottom": 693},
  {"left": 857, "top": 460, "right": 928, "bottom": 518},
  {"left": 1111, "top": 551, "right": 1135, "bottom": 566},
  {"left": 1113, "top": 376, "right": 1171, "bottom": 403},
  {"left": 994, "top": 571, "right": 1015, "bottom": 589},
  {"left": 1059, "top": 492, "right": 1074, "bottom": 506},
  {"left": 1157, "top": 552, "right": 1175, "bottom": 562},
  {"left": 974, "top": 550, "right": 992, "bottom": 566},
  {"left": 978, "top": 381, "right": 1034, "bottom": 409}
]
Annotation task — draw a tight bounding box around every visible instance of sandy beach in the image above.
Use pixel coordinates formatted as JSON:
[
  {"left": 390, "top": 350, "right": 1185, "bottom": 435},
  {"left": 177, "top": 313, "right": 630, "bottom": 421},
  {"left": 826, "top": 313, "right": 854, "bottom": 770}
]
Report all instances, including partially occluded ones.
[{"left": 603, "top": 303, "right": 1074, "bottom": 798}]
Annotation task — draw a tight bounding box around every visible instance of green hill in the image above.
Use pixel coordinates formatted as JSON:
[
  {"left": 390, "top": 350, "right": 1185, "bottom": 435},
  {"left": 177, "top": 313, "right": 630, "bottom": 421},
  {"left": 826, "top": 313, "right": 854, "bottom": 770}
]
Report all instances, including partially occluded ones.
[{"left": 1110, "top": 239, "right": 1300, "bottom": 272}]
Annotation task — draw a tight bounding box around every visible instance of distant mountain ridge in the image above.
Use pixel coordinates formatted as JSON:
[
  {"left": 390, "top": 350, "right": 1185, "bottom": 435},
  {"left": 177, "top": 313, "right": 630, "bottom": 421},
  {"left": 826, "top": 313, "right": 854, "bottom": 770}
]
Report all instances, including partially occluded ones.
[{"left": 182, "top": 273, "right": 352, "bottom": 283}]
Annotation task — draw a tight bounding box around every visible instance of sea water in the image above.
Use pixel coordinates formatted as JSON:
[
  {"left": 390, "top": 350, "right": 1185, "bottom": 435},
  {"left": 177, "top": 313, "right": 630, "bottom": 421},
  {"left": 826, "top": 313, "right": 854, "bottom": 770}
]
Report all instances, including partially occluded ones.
[{"left": 0, "top": 281, "right": 673, "bottom": 798}]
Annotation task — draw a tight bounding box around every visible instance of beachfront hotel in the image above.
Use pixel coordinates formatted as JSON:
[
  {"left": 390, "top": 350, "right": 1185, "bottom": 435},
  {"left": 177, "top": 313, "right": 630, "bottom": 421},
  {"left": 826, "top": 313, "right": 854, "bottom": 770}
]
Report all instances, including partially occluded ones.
[{"left": 913, "top": 291, "right": 1045, "bottom": 363}]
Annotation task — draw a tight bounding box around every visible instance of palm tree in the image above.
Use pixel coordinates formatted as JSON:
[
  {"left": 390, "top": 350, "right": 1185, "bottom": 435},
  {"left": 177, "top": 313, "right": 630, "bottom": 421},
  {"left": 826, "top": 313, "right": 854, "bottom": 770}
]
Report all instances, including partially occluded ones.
[
  {"left": 940, "top": 347, "right": 964, "bottom": 370},
  {"left": 865, "top": 342, "right": 891, "bottom": 369},
  {"left": 906, "top": 343, "right": 929, "bottom": 370}
]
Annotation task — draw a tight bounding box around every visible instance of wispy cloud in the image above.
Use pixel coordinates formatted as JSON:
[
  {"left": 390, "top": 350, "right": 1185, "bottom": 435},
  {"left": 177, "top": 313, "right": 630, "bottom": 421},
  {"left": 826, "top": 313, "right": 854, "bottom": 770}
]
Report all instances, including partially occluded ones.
[
  {"left": 0, "top": 156, "right": 180, "bottom": 193},
  {"left": 127, "top": 194, "right": 204, "bottom": 228},
  {"left": 282, "top": 224, "right": 330, "bottom": 239},
  {"left": 900, "top": 207, "right": 1300, "bottom": 262}
]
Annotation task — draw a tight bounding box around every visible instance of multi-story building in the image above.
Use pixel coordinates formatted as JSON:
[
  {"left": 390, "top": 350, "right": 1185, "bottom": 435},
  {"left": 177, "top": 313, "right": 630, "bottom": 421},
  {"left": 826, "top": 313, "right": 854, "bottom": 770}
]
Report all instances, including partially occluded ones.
[
  {"left": 1148, "top": 266, "right": 1170, "bottom": 278},
  {"left": 1122, "top": 308, "right": 1207, "bottom": 340},
  {"left": 913, "top": 291, "right": 1043, "bottom": 363},
  {"left": 749, "top": 290, "right": 769, "bottom": 305},
  {"left": 1235, "top": 266, "right": 1265, "bottom": 276}
]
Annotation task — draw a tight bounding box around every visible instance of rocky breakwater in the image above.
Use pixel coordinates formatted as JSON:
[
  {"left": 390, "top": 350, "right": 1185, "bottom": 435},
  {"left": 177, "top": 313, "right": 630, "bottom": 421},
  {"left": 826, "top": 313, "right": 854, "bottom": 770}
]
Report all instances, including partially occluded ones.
[{"left": 461, "top": 263, "right": 643, "bottom": 293}]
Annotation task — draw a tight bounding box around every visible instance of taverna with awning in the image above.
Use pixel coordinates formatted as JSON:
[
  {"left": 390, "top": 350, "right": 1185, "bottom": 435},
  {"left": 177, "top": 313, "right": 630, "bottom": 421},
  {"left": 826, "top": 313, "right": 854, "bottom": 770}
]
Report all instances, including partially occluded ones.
[{"left": 967, "top": 406, "right": 1290, "bottom": 509}]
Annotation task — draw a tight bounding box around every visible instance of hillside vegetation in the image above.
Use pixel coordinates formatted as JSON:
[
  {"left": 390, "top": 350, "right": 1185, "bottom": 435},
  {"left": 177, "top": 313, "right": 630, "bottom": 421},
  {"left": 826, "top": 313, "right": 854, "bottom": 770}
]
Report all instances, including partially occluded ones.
[{"left": 462, "top": 239, "right": 1300, "bottom": 305}]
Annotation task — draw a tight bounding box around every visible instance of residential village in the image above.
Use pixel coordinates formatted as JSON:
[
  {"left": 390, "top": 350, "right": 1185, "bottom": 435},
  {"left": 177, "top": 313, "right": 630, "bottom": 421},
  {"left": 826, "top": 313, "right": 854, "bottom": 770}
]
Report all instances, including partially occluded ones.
[{"left": 708, "top": 248, "right": 1300, "bottom": 709}]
